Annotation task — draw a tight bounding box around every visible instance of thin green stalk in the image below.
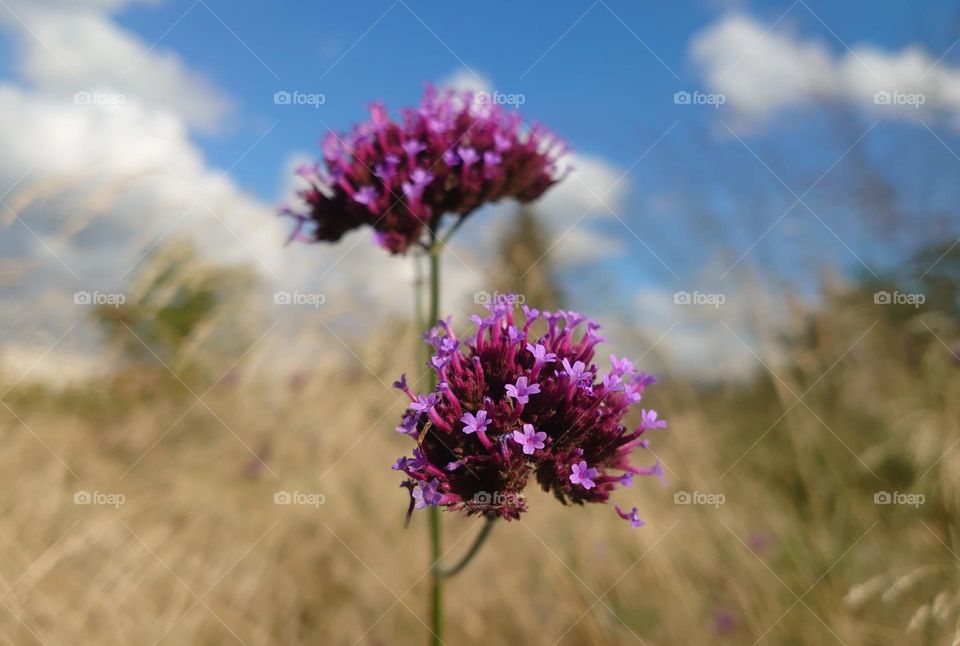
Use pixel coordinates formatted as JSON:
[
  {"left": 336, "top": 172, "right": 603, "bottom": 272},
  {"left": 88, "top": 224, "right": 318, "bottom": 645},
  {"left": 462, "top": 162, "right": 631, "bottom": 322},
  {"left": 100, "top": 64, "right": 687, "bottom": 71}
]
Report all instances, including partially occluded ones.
[
  {"left": 426, "top": 233, "right": 443, "bottom": 646},
  {"left": 413, "top": 253, "right": 425, "bottom": 352},
  {"left": 420, "top": 226, "right": 495, "bottom": 644},
  {"left": 428, "top": 506, "right": 442, "bottom": 645}
]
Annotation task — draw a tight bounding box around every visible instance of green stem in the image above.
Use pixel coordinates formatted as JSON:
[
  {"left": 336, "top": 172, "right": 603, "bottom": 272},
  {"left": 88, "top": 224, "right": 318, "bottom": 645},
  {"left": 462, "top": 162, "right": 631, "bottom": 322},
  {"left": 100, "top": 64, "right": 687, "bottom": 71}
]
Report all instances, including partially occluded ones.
[
  {"left": 428, "top": 506, "right": 442, "bottom": 645},
  {"left": 426, "top": 232, "right": 443, "bottom": 646},
  {"left": 433, "top": 516, "right": 496, "bottom": 578},
  {"left": 413, "top": 253, "right": 425, "bottom": 346},
  {"left": 420, "top": 225, "right": 495, "bottom": 643}
]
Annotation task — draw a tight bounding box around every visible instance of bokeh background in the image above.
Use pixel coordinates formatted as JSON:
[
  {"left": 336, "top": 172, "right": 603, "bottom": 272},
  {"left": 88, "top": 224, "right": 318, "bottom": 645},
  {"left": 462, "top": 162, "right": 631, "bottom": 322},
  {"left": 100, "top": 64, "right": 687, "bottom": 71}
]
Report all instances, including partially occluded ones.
[{"left": 1, "top": 1, "right": 959, "bottom": 644}]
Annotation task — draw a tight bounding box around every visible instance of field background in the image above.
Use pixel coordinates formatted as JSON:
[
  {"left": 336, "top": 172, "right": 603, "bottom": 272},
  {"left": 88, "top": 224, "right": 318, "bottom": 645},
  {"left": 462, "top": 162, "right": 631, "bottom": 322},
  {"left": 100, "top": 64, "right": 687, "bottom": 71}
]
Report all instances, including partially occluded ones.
[
  {"left": 1, "top": 234, "right": 958, "bottom": 645},
  {"left": 2, "top": 1, "right": 960, "bottom": 643}
]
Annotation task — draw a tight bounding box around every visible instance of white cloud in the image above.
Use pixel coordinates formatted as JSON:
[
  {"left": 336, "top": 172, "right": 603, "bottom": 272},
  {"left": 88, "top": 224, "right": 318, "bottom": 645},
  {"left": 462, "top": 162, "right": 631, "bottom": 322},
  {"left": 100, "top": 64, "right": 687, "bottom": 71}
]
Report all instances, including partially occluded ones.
[
  {"left": 0, "top": 85, "right": 277, "bottom": 328},
  {"left": 534, "top": 153, "right": 630, "bottom": 264},
  {"left": 690, "top": 14, "right": 960, "bottom": 129},
  {"left": 437, "top": 68, "right": 493, "bottom": 95},
  {"left": 1, "top": 90, "right": 632, "bottom": 347},
  {"left": 1, "top": 0, "right": 230, "bottom": 132},
  {"left": 0, "top": 83, "right": 448, "bottom": 372},
  {"left": 0, "top": 1, "right": 641, "bottom": 378},
  {"left": 432, "top": 68, "right": 629, "bottom": 267},
  {"left": 626, "top": 281, "right": 777, "bottom": 381},
  {"left": 454, "top": 152, "right": 630, "bottom": 267},
  {"left": 0, "top": 80, "right": 489, "bottom": 354}
]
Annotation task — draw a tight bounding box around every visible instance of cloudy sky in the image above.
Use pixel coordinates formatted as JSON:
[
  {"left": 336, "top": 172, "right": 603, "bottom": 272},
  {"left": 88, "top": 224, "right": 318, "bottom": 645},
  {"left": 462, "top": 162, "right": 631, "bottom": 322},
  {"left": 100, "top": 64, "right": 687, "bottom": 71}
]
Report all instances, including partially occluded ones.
[{"left": 1, "top": 0, "right": 958, "bottom": 379}]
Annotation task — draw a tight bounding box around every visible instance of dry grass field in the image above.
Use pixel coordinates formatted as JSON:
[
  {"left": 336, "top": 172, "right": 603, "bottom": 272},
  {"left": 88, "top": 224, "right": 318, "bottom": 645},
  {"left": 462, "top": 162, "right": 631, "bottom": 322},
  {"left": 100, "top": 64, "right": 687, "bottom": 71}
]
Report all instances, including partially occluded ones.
[
  {"left": 5, "top": 1, "right": 960, "bottom": 643},
  {"left": 0, "top": 275, "right": 957, "bottom": 646}
]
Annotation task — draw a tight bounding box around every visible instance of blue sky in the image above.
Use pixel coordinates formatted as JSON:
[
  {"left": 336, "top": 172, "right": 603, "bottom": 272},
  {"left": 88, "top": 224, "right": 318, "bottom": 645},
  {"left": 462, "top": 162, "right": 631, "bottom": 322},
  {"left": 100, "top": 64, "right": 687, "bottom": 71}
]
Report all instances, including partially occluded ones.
[
  {"left": 98, "top": 0, "right": 960, "bottom": 284},
  {"left": 103, "top": 0, "right": 957, "bottom": 190}
]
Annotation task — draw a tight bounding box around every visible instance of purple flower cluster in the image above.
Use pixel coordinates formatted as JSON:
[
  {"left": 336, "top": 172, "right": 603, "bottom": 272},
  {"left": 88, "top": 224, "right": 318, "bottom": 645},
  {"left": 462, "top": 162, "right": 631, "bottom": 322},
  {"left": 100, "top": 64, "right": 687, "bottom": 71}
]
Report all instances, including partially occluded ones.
[
  {"left": 392, "top": 296, "right": 666, "bottom": 527},
  {"left": 282, "top": 86, "right": 568, "bottom": 254}
]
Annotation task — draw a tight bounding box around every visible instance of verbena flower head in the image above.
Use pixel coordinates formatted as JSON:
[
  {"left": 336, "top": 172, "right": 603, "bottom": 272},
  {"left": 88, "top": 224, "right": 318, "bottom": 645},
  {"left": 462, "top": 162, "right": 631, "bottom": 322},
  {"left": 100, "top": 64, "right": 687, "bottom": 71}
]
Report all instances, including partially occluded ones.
[
  {"left": 282, "top": 86, "right": 569, "bottom": 254},
  {"left": 393, "top": 295, "right": 665, "bottom": 527}
]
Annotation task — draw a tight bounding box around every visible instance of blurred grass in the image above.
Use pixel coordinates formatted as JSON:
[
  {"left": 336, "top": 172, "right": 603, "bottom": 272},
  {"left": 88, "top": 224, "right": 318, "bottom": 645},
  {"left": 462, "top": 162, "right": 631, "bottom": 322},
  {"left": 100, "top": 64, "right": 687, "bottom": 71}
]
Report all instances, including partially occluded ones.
[{"left": 0, "top": 248, "right": 958, "bottom": 645}]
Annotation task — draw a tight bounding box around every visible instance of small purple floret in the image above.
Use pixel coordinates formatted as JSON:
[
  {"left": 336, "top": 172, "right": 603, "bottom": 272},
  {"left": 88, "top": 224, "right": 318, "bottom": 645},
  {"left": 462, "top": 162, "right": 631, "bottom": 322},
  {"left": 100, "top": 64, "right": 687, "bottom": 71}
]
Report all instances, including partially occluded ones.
[
  {"left": 412, "top": 478, "right": 441, "bottom": 509},
  {"left": 570, "top": 460, "right": 598, "bottom": 489},
  {"left": 505, "top": 376, "right": 541, "bottom": 404},
  {"left": 526, "top": 343, "right": 557, "bottom": 368},
  {"left": 615, "top": 505, "right": 645, "bottom": 528},
  {"left": 460, "top": 410, "right": 491, "bottom": 435},
  {"left": 640, "top": 409, "right": 668, "bottom": 430},
  {"left": 409, "top": 393, "right": 438, "bottom": 413},
  {"left": 511, "top": 423, "right": 547, "bottom": 455}
]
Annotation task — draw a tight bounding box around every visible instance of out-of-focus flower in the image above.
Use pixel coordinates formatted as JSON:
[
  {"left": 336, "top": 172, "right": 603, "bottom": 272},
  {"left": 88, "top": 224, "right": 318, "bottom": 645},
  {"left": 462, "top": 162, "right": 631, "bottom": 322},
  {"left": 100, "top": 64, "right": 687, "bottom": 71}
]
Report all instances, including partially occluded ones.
[
  {"left": 713, "top": 607, "right": 739, "bottom": 635},
  {"left": 392, "top": 295, "right": 666, "bottom": 524},
  {"left": 746, "top": 530, "right": 776, "bottom": 555},
  {"left": 282, "top": 86, "right": 568, "bottom": 254}
]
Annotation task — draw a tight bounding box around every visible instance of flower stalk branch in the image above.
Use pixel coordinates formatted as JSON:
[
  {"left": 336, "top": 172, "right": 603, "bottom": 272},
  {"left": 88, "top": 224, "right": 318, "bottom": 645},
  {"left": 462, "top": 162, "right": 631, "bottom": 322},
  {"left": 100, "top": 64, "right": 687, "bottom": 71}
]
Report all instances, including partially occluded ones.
[{"left": 432, "top": 515, "right": 497, "bottom": 579}]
